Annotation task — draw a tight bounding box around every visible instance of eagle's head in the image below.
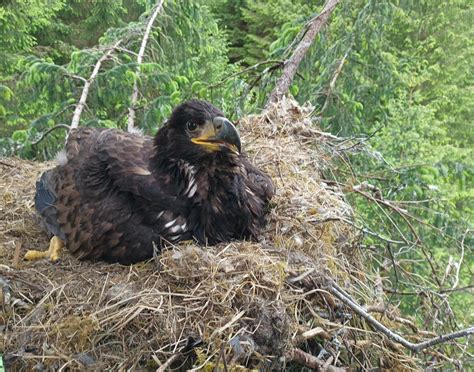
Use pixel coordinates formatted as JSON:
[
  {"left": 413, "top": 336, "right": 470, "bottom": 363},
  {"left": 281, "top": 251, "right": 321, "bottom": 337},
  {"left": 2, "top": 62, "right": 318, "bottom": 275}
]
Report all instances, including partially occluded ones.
[
  {"left": 154, "top": 99, "right": 241, "bottom": 164},
  {"left": 149, "top": 99, "right": 273, "bottom": 246}
]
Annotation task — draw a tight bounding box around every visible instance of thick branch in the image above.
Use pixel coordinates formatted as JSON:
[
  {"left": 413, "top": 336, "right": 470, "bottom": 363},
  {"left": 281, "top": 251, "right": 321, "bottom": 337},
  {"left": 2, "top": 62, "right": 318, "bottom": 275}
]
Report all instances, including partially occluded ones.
[
  {"left": 328, "top": 280, "right": 473, "bottom": 353},
  {"left": 70, "top": 40, "right": 122, "bottom": 130},
  {"left": 127, "top": 0, "right": 165, "bottom": 132},
  {"left": 266, "top": 0, "right": 341, "bottom": 106}
]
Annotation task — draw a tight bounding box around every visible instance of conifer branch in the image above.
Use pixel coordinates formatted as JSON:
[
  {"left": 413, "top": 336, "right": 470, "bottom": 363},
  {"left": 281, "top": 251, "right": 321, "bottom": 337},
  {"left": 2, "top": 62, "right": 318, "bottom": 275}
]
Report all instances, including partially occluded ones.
[
  {"left": 70, "top": 40, "right": 122, "bottom": 130},
  {"left": 266, "top": 0, "right": 341, "bottom": 107},
  {"left": 127, "top": 0, "right": 165, "bottom": 132}
]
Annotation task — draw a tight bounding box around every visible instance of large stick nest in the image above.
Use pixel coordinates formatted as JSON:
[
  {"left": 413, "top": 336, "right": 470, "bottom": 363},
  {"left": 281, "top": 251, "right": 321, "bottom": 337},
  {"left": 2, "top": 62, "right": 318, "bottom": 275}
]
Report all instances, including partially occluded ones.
[{"left": 1, "top": 99, "right": 425, "bottom": 370}]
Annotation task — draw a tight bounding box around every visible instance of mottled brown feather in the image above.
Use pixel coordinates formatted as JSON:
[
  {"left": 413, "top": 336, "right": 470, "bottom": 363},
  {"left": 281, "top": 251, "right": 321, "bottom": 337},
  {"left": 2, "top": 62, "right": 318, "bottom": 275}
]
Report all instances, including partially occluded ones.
[{"left": 35, "top": 100, "right": 274, "bottom": 264}]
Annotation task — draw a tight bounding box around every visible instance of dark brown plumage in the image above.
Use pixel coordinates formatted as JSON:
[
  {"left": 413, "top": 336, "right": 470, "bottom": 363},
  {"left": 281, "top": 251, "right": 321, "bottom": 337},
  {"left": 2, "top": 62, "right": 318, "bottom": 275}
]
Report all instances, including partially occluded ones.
[{"left": 34, "top": 100, "right": 274, "bottom": 264}]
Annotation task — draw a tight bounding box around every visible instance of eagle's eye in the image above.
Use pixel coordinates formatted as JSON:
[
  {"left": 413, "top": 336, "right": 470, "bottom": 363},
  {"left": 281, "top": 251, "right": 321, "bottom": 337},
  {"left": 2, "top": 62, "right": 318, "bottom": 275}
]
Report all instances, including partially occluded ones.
[{"left": 187, "top": 122, "right": 198, "bottom": 131}]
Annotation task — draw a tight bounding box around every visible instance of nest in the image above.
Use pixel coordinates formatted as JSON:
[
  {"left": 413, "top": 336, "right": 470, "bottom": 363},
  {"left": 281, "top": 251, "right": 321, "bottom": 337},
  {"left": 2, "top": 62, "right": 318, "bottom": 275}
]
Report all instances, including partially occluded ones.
[{"left": 1, "top": 99, "right": 424, "bottom": 370}]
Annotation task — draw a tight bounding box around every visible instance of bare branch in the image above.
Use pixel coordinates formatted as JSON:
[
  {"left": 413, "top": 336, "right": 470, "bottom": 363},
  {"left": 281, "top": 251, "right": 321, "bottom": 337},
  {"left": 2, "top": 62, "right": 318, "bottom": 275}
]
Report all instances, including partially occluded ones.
[
  {"left": 70, "top": 40, "right": 122, "bottom": 130},
  {"left": 328, "top": 280, "right": 473, "bottom": 353},
  {"left": 31, "top": 124, "right": 70, "bottom": 146},
  {"left": 352, "top": 188, "right": 444, "bottom": 287},
  {"left": 266, "top": 0, "right": 341, "bottom": 106},
  {"left": 156, "top": 353, "right": 180, "bottom": 372},
  {"left": 127, "top": 0, "right": 165, "bottom": 132},
  {"left": 0, "top": 160, "right": 14, "bottom": 167},
  {"left": 451, "top": 229, "right": 468, "bottom": 290},
  {"left": 365, "top": 306, "right": 422, "bottom": 334},
  {"left": 115, "top": 46, "right": 139, "bottom": 57},
  {"left": 319, "top": 49, "right": 350, "bottom": 115},
  {"left": 287, "top": 348, "right": 346, "bottom": 371},
  {"left": 66, "top": 74, "right": 87, "bottom": 83},
  {"left": 207, "top": 60, "right": 283, "bottom": 89}
]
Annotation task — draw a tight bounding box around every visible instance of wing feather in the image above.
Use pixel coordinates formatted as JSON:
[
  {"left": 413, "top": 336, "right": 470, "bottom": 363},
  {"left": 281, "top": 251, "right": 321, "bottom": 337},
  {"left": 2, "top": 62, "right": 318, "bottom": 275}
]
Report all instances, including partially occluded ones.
[
  {"left": 85, "top": 129, "right": 188, "bottom": 213},
  {"left": 242, "top": 156, "right": 275, "bottom": 203}
]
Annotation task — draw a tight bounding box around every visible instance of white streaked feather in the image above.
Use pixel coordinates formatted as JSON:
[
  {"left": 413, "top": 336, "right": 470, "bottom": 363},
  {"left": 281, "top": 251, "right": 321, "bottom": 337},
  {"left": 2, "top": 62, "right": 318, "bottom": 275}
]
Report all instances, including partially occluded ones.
[
  {"left": 187, "top": 183, "right": 197, "bottom": 198},
  {"left": 164, "top": 218, "right": 177, "bottom": 228},
  {"left": 184, "top": 177, "right": 195, "bottom": 194},
  {"left": 246, "top": 187, "right": 255, "bottom": 196},
  {"left": 156, "top": 211, "right": 165, "bottom": 220}
]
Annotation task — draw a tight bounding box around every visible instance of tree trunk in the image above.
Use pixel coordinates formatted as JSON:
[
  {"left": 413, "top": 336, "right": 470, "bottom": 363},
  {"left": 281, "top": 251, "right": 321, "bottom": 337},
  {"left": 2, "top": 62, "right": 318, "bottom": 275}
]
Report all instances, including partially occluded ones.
[{"left": 266, "top": 0, "right": 341, "bottom": 107}]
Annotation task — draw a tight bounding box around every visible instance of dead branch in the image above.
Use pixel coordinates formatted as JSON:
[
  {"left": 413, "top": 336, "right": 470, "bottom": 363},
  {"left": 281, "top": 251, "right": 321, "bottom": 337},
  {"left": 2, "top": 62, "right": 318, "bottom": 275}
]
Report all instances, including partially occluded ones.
[
  {"left": 127, "top": 0, "right": 165, "bottom": 132},
  {"left": 451, "top": 229, "right": 468, "bottom": 290},
  {"left": 70, "top": 40, "right": 122, "bottom": 130},
  {"left": 156, "top": 353, "right": 180, "bottom": 371},
  {"left": 0, "top": 160, "right": 14, "bottom": 167},
  {"left": 207, "top": 60, "right": 283, "bottom": 89},
  {"left": 352, "top": 188, "right": 444, "bottom": 287},
  {"left": 287, "top": 348, "right": 346, "bottom": 371},
  {"left": 266, "top": 0, "right": 341, "bottom": 106},
  {"left": 328, "top": 280, "right": 474, "bottom": 353},
  {"left": 333, "top": 216, "right": 405, "bottom": 245},
  {"left": 31, "top": 124, "right": 70, "bottom": 146},
  {"left": 66, "top": 74, "right": 87, "bottom": 83},
  {"left": 441, "top": 285, "right": 474, "bottom": 294},
  {"left": 365, "top": 306, "right": 421, "bottom": 334},
  {"left": 319, "top": 49, "right": 349, "bottom": 115}
]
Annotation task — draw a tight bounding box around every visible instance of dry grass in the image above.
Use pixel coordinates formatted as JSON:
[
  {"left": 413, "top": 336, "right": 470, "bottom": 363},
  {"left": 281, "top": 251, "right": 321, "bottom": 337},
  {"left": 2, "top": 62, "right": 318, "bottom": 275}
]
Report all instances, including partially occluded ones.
[{"left": 1, "top": 99, "right": 425, "bottom": 370}]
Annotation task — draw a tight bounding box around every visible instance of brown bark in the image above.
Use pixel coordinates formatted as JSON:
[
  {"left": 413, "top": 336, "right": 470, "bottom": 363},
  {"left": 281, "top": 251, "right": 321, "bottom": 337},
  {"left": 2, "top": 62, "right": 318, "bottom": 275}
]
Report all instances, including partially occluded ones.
[{"left": 266, "top": 0, "right": 341, "bottom": 107}]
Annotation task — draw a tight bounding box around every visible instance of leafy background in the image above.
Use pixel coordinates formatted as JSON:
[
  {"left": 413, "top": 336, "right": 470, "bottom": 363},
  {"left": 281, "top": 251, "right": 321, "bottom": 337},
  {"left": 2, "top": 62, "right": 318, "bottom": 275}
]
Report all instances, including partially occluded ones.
[{"left": 1, "top": 0, "right": 472, "bottom": 356}]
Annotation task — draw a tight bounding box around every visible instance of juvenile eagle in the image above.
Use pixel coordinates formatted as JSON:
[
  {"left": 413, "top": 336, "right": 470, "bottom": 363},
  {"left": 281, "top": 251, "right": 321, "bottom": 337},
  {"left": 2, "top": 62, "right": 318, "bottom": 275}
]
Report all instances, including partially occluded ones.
[{"left": 26, "top": 100, "right": 274, "bottom": 264}]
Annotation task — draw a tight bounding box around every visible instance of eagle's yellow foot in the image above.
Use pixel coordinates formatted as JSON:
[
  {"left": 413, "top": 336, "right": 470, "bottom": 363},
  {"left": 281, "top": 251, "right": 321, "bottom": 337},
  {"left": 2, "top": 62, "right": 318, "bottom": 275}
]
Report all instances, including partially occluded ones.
[{"left": 24, "top": 236, "right": 63, "bottom": 262}]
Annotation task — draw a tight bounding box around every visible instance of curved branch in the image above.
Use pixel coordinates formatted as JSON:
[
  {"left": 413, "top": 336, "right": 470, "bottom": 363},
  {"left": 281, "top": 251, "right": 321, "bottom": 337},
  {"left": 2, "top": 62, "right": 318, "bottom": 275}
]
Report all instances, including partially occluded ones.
[
  {"left": 70, "top": 40, "right": 122, "bottom": 130},
  {"left": 127, "top": 0, "right": 165, "bottom": 132},
  {"left": 31, "top": 124, "right": 70, "bottom": 146},
  {"left": 328, "top": 280, "right": 473, "bottom": 353}
]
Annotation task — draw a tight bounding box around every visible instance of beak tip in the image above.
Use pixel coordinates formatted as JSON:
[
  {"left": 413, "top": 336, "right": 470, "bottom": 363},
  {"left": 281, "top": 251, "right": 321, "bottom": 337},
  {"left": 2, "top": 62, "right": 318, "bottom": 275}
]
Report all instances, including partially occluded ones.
[{"left": 214, "top": 116, "right": 241, "bottom": 154}]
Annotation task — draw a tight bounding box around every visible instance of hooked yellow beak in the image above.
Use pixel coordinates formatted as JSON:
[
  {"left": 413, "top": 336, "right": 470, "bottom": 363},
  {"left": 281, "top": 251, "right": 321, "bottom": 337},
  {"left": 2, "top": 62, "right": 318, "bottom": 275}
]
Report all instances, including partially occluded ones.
[{"left": 191, "top": 117, "right": 241, "bottom": 154}]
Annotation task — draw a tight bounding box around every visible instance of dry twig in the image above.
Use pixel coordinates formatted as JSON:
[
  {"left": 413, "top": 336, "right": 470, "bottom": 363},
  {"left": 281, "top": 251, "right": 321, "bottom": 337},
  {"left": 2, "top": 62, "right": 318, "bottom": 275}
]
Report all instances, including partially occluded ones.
[
  {"left": 319, "top": 49, "right": 350, "bottom": 115},
  {"left": 287, "top": 348, "right": 346, "bottom": 371},
  {"left": 328, "top": 280, "right": 473, "bottom": 353}
]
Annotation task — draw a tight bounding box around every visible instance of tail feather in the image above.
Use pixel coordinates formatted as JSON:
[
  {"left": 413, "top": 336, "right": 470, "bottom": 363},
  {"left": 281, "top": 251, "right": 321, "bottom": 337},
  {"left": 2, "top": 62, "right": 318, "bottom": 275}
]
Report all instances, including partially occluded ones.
[{"left": 35, "top": 170, "right": 66, "bottom": 240}]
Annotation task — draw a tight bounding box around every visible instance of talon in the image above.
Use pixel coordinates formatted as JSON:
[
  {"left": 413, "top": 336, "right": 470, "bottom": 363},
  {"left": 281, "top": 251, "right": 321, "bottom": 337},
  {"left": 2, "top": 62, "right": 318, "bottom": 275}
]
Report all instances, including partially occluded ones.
[{"left": 24, "top": 236, "right": 64, "bottom": 262}]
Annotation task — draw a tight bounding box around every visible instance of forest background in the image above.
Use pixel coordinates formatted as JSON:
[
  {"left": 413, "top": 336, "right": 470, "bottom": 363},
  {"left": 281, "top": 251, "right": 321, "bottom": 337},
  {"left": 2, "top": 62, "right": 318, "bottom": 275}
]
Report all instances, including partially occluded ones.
[{"left": 0, "top": 0, "right": 472, "bottom": 353}]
